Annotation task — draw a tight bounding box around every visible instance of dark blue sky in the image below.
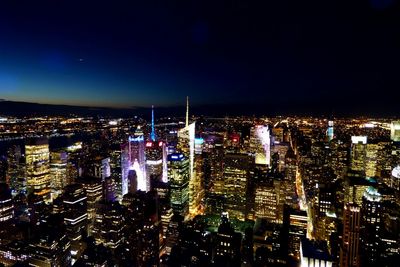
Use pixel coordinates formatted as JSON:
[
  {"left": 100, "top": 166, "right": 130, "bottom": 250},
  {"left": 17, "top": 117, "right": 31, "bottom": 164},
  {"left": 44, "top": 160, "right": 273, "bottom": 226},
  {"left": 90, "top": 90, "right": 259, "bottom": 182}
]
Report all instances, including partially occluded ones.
[{"left": 0, "top": 0, "right": 400, "bottom": 114}]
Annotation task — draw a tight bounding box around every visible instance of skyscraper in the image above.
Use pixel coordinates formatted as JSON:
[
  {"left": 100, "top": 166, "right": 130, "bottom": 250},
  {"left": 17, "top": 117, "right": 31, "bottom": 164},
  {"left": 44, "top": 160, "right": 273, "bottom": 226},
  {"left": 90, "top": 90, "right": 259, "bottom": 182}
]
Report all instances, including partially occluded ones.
[
  {"left": 223, "top": 152, "right": 252, "bottom": 220},
  {"left": 121, "top": 127, "right": 148, "bottom": 195},
  {"left": 361, "top": 187, "right": 382, "bottom": 265},
  {"left": 0, "top": 183, "right": 14, "bottom": 230},
  {"left": 390, "top": 121, "right": 400, "bottom": 142},
  {"left": 50, "top": 151, "right": 68, "bottom": 198},
  {"left": 327, "top": 120, "right": 334, "bottom": 142},
  {"left": 63, "top": 184, "right": 88, "bottom": 261},
  {"left": 254, "top": 179, "right": 283, "bottom": 223},
  {"left": 340, "top": 203, "right": 361, "bottom": 267},
  {"left": 250, "top": 125, "right": 271, "bottom": 167},
  {"left": 75, "top": 176, "right": 102, "bottom": 235},
  {"left": 177, "top": 98, "right": 196, "bottom": 217},
  {"left": 168, "top": 153, "right": 190, "bottom": 217},
  {"left": 25, "top": 138, "right": 51, "bottom": 201},
  {"left": 350, "top": 136, "right": 367, "bottom": 173},
  {"left": 6, "top": 145, "right": 26, "bottom": 195},
  {"left": 145, "top": 141, "right": 164, "bottom": 185}
]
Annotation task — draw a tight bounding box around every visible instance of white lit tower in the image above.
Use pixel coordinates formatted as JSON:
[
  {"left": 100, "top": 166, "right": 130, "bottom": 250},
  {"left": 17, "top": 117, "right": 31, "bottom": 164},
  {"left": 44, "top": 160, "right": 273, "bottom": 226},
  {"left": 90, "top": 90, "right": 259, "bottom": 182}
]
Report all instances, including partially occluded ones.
[
  {"left": 121, "top": 127, "right": 148, "bottom": 195},
  {"left": 250, "top": 125, "right": 271, "bottom": 167},
  {"left": 130, "top": 128, "right": 148, "bottom": 191},
  {"left": 327, "top": 120, "right": 334, "bottom": 142},
  {"left": 177, "top": 97, "right": 197, "bottom": 216}
]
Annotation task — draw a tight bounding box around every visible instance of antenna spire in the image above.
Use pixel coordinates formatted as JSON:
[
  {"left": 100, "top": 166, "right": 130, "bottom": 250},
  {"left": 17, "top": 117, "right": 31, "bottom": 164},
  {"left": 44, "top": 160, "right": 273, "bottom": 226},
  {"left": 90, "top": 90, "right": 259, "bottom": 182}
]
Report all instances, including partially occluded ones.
[
  {"left": 150, "top": 105, "right": 156, "bottom": 141},
  {"left": 186, "top": 96, "right": 189, "bottom": 127}
]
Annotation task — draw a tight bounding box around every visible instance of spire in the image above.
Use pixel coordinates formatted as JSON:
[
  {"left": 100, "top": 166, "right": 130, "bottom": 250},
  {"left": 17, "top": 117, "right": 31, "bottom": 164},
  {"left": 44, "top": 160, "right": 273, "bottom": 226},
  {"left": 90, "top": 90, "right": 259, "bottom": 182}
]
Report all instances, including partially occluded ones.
[
  {"left": 185, "top": 96, "right": 189, "bottom": 127},
  {"left": 150, "top": 105, "right": 156, "bottom": 141}
]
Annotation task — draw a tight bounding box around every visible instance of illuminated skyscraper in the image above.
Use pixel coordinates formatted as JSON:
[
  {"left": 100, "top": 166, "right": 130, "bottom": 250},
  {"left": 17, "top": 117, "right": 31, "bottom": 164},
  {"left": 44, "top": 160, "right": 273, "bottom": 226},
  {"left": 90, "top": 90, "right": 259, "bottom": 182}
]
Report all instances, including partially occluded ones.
[
  {"left": 25, "top": 138, "right": 51, "bottom": 201},
  {"left": 121, "top": 142, "right": 130, "bottom": 196},
  {"left": 0, "top": 183, "right": 14, "bottom": 230},
  {"left": 177, "top": 98, "right": 196, "bottom": 217},
  {"left": 145, "top": 105, "right": 168, "bottom": 185},
  {"left": 361, "top": 187, "right": 382, "bottom": 265},
  {"left": 146, "top": 141, "right": 164, "bottom": 184},
  {"left": 150, "top": 105, "right": 156, "bottom": 141},
  {"left": 390, "top": 165, "right": 400, "bottom": 191},
  {"left": 189, "top": 143, "right": 205, "bottom": 217},
  {"left": 130, "top": 128, "right": 148, "bottom": 191},
  {"left": 121, "top": 128, "right": 148, "bottom": 195},
  {"left": 223, "top": 152, "right": 252, "bottom": 221},
  {"left": 327, "top": 120, "right": 334, "bottom": 141},
  {"left": 340, "top": 203, "right": 361, "bottom": 267},
  {"left": 6, "top": 145, "right": 26, "bottom": 195},
  {"left": 350, "top": 136, "right": 367, "bottom": 173},
  {"left": 168, "top": 153, "right": 190, "bottom": 217},
  {"left": 29, "top": 229, "right": 71, "bottom": 267},
  {"left": 50, "top": 151, "right": 68, "bottom": 198},
  {"left": 63, "top": 184, "right": 88, "bottom": 261},
  {"left": 75, "top": 176, "right": 102, "bottom": 235},
  {"left": 250, "top": 125, "right": 271, "bottom": 167},
  {"left": 390, "top": 121, "right": 400, "bottom": 142},
  {"left": 254, "top": 179, "right": 283, "bottom": 223},
  {"left": 92, "top": 201, "right": 125, "bottom": 250},
  {"left": 300, "top": 238, "right": 333, "bottom": 267},
  {"left": 365, "top": 143, "right": 380, "bottom": 177}
]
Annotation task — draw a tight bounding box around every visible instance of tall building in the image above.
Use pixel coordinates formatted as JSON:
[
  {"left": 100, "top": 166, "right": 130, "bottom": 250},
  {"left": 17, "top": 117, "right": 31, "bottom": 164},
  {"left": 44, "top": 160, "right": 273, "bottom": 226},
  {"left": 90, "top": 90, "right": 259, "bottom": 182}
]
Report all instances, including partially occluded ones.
[
  {"left": 223, "top": 152, "right": 252, "bottom": 221},
  {"left": 0, "top": 183, "right": 14, "bottom": 230},
  {"left": 129, "top": 128, "right": 148, "bottom": 192},
  {"left": 214, "top": 213, "right": 242, "bottom": 266},
  {"left": 365, "top": 143, "right": 380, "bottom": 178},
  {"left": 189, "top": 152, "right": 205, "bottom": 217},
  {"left": 92, "top": 201, "right": 125, "bottom": 250},
  {"left": 25, "top": 138, "right": 51, "bottom": 201},
  {"left": 50, "top": 151, "right": 68, "bottom": 198},
  {"left": 327, "top": 120, "right": 334, "bottom": 141},
  {"left": 344, "top": 171, "right": 375, "bottom": 206},
  {"left": 6, "top": 145, "right": 26, "bottom": 195},
  {"left": 350, "top": 136, "right": 367, "bottom": 173},
  {"left": 63, "top": 184, "right": 88, "bottom": 261},
  {"left": 361, "top": 186, "right": 382, "bottom": 265},
  {"left": 168, "top": 153, "right": 190, "bottom": 217},
  {"left": 390, "top": 121, "right": 400, "bottom": 142},
  {"left": 76, "top": 176, "right": 103, "bottom": 235},
  {"left": 121, "top": 127, "right": 148, "bottom": 196},
  {"left": 250, "top": 125, "right": 271, "bottom": 167},
  {"left": 145, "top": 141, "right": 164, "bottom": 185},
  {"left": 300, "top": 238, "right": 333, "bottom": 267},
  {"left": 29, "top": 232, "right": 71, "bottom": 267},
  {"left": 340, "top": 203, "right": 361, "bottom": 267},
  {"left": 390, "top": 165, "right": 400, "bottom": 190},
  {"left": 254, "top": 178, "right": 283, "bottom": 223}
]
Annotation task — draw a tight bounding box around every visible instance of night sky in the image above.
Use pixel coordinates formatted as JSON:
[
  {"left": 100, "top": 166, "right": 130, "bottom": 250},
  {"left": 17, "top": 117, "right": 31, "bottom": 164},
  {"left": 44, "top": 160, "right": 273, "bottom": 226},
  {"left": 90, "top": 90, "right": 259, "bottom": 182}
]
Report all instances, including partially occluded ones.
[{"left": 0, "top": 0, "right": 400, "bottom": 115}]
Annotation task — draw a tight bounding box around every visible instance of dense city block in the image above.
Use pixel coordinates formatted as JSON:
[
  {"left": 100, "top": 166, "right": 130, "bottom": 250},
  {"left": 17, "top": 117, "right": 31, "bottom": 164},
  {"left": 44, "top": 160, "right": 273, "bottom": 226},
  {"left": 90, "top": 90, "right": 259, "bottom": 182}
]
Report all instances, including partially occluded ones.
[{"left": 1, "top": 106, "right": 400, "bottom": 266}]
